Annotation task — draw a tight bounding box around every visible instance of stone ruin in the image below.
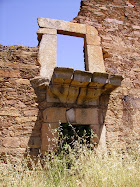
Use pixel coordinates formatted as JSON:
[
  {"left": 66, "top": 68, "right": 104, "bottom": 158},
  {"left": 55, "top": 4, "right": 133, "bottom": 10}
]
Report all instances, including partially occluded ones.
[
  {"left": 1, "top": 0, "right": 139, "bottom": 159},
  {"left": 31, "top": 17, "right": 123, "bottom": 153}
]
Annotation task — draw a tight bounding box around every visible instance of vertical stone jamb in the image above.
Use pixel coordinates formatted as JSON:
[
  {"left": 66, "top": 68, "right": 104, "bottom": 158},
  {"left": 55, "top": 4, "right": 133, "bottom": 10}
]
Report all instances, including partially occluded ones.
[
  {"left": 38, "top": 33, "right": 57, "bottom": 79},
  {"left": 85, "top": 25, "right": 106, "bottom": 73}
]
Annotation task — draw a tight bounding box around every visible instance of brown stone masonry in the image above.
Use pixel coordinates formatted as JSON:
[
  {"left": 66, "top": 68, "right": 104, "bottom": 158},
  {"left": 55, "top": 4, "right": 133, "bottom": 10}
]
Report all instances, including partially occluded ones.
[
  {"left": 74, "top": 0, "right": 140, "bottom": 149},
  {"left": 0, "top": 0, "right": 139, "bottom": 160}
]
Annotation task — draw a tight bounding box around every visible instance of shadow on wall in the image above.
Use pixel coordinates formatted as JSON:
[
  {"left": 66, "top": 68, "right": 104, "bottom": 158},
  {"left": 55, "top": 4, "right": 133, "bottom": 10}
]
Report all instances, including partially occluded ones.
[{"left": 23, "top": 84, "right": 47, "bottom": 164}]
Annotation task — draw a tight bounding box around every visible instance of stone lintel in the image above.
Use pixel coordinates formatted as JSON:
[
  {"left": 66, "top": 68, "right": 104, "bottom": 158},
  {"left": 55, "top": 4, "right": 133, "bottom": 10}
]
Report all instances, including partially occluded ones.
[
  {"left": 38, "top": 17, "right": 86, "bottom": 36},
  {"left": 85, "top": 34, "right": 101, "bottom": 45},
  {"left": 43, "top": 107, "right": 67, "bottom": 123},
  {"left": 57, "top": 30, "right": 85, "bottom": 38},
  {"left": 38, "top": 17, "right": 69, "bottom": 30},
  {"left": 75, "top": 108, "right": 99, "bottom": 125},
  {"left": 86, "top": 25, "right": 98, "bottom": 35}
]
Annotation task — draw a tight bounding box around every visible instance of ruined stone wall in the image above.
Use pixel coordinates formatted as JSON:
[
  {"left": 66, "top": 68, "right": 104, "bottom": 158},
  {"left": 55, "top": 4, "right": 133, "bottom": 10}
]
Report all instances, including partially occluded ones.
[
  {"left": 0, "top": 0, "right": 140, "bottom": 159},
  {"left": 73, "top": 0, "right": 140, "bottom": 149},
  {"left": 0, "top": 45, "right": 41, "bottom": 160}
]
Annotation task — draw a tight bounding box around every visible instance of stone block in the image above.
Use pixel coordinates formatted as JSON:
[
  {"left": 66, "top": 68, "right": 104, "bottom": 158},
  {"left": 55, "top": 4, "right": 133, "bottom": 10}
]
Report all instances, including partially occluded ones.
[
  {"left": 20, "top": 137, "right": 30, "bottom": 148},
  {"left": 71, "top": 70, "right": 92, "bottom": 87},
  {"left": 52, "top": 67, "right": 73, "bottom": 84},
  {"left": 92, "top": 72, "right": 108, "bottom": 83},
  {"left": 3, "top": 137, "right": 20, "bottom": 148},
  {"left": 38, "top": 17, "right": 69, "bottom": 30},
  {"left": 109, "top": 75, "right": 123, "bottom": 85},
  {"left": 73, "top": 70, "right": 92, "bottom": 82},
  {"left": 16, "top": 116, "right": 37, "bottom": 123},
  {"left": 85, "top": 34, "right": 101, "bottom": 45},
  {"left": 75, "top": 108, "right": 98, "bottom": 124},
  {"left": 37, "top": 17, "right": 86, "bottom": 36},
  {"left": 102, "top": 84, "right": 118, "bottom": 94},
  {"left": 89, "top": 72, "right": 108, "bottom": 88},
  {"left": 50, "top": 85, "right": 69, "bottom": 103},
  {"left": 84, "top": 99, "right": 99, "bottom": 106},
  {"left": 41, "top": 123, "right": 59, "bottom": 153},
  {"left": 86, "top": 25, "right": 98, "bottom": 35},
  {"left": 37, "top": 28, "right": 57, "bottom": 35},
  {"left": 66, "top": 86, "right": 79, "bottom": 104},
  {"left": 15, "top": 79, "right": 30, "bottom": 85},
  {"left": 68, "top": 22, "right": 86, "bottom": 35},
  {"left": 43, "top": 107, "right": 67, "bottom": 123},
  {"left": 46, "top": 87, "right": 60, "bottom": 103},
  {"left": 0, "top": 108, "right": 20, "bottom": 117},
  {"left": 38, "top": 34, "right": 57, "bottom": 79},
  {"left": 0, "top": 69, "right": 20, "bottom": 78},
  {"left": 23, "top": 109, "right": 38, "bottom": 117},
  {"left": 84, "top": 88, "right": 101, "bottom": 105},
  {"left": 85, "top": 45, "right": 105, "bottom": 73},
  {"left": 53, "top": 67, "right": 74, "bottom": 79},
  {"left": 77, "top": 87, "right": 87, "bottom": 105},
  {"left": 77, "top": 87, "right": 101, "bottom": 106},
  {"left": 66, "top": 108, "right": 76, "bottom": 123}
]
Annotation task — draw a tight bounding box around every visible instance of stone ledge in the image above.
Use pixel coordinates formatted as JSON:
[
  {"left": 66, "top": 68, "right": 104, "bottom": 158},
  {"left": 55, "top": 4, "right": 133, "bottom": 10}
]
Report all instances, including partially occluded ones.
[
  {"left": 30, "top": 67, "right": 123, "bottom": 105},
  {"left": 31, "top": 68, "right": 123, "bottom": 88}
]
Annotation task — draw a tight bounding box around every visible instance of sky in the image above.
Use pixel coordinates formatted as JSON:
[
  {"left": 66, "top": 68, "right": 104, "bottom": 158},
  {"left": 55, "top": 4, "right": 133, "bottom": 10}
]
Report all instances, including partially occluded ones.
[{"left": 0, "top": 0, "right": 85, "bottom": 70}]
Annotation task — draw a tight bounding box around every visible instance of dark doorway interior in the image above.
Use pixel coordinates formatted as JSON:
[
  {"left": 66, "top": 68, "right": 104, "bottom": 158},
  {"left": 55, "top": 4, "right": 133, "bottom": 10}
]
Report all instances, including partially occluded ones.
[{"left": 59, "top": 123, "right": 91, "bottom": 150}]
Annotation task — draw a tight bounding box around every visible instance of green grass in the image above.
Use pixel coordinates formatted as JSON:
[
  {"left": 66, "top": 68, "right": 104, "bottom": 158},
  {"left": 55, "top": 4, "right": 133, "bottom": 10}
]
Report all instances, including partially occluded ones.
[{"left": 0, "top": 144, "right": 139, "bottom": 187}]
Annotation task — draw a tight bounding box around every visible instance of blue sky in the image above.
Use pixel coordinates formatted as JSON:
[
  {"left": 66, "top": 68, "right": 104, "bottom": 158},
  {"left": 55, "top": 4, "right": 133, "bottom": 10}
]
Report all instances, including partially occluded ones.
[{"left": 0, "top": 0, "right": 85, "bottom": 70}]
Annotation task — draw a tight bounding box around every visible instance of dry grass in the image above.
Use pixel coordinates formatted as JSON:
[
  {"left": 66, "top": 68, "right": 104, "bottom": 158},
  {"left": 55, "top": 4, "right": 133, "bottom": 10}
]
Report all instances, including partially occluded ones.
[
  {"left": 0, "top": 143, "right": 139, "bottom": 187},
  {"left": 0, "top": 125, "right": 139, "bottom": 186}
]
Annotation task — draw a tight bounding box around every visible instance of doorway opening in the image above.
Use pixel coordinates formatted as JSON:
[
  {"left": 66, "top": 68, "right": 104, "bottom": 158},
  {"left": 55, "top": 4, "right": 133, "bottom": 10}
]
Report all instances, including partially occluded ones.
[
  {"left": 59, "top": 123, "right": 91, "bottom": 152},
  {"left": 57, "top": 34, "right": 85, "bottom": 71}
]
